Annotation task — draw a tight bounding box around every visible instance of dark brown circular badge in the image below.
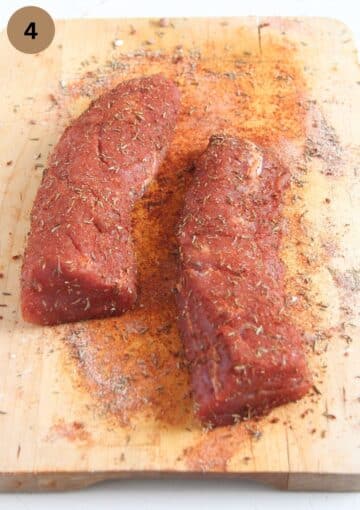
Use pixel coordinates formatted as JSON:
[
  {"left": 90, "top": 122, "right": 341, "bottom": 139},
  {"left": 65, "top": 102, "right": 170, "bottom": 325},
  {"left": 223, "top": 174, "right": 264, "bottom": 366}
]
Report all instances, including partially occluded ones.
[{"left": 7, "top": 6, "right": 55, "bottom": 54}]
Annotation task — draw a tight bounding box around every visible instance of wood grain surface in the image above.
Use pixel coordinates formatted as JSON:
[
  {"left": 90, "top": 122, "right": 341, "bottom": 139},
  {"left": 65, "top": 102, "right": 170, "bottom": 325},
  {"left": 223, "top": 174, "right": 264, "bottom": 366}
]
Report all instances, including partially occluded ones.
[{"left": 0, "top": 17, "right": 359, "bottom": 491}]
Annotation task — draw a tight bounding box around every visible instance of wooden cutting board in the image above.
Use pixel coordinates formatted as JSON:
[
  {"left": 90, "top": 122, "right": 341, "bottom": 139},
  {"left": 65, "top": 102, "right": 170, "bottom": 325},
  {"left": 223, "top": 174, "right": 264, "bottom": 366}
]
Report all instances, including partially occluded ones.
[{"left": 0, "top": 17, "right": 359, "bottom": 492}]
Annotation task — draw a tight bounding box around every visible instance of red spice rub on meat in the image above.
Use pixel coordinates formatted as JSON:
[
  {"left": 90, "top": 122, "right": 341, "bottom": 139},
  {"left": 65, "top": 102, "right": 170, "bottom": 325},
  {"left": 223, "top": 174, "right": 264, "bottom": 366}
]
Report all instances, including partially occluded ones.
[
  {"left": 177, "top": 135, "right": 311, "bottom": 426},
  {"left": 21, "top": 74, "right": 180, "bottom": 325}
]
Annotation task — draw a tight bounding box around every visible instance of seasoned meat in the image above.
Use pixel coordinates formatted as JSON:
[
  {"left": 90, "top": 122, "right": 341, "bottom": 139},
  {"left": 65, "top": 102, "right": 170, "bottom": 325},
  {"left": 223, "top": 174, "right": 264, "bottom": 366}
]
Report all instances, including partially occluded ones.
[
  {"left": 177, "top": 135, "right": 311, "bottom": 426},
  {"left": 21, "top": 74, "right": 180, "bottom": 325}
]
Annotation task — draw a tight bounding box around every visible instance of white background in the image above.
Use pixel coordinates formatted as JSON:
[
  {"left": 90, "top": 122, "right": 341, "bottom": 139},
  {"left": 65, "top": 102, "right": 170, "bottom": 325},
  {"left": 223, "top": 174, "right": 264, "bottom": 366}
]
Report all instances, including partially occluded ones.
[{"left": 0, "top": 0, "right": 359, "bottom": 508}]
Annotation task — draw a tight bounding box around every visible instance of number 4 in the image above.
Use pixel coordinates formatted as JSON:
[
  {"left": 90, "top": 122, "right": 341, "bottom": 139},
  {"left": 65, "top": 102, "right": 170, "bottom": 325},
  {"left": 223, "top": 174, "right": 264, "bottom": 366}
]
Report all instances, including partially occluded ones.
[{"left": 24, "top": 22, "right": 38, "bottom": 40}]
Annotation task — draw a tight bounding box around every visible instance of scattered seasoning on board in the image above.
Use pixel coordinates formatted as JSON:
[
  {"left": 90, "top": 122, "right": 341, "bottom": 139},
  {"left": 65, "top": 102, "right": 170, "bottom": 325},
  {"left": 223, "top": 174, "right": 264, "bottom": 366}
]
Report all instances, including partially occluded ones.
[
  {"left": 159, "top": 18, "right": 170, "bottom": 27},
  {"left": 49, "top": 94, "right": 58, "bottom": 105},
  {"left": 50, "top": 27, "right": 348, "bottom": 441},
  {"left": 323, "top": 412, "right": 336, "bottom": 420},
  {"left": 257, "top": 22, "right": 270, "bottom": 54},
  {"left": 269, "top": 417, "right": 280, "bottom": 424},
  {"left": 312, "top": 384, "right": 322, "bottom": 395}
]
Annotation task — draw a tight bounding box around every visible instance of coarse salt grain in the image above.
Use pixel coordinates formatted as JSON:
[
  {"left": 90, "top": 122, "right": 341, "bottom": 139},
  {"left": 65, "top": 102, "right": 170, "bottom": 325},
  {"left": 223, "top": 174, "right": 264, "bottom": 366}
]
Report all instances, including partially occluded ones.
[{"left": 113, "top": 39, "right": 124, "bottom": 48}]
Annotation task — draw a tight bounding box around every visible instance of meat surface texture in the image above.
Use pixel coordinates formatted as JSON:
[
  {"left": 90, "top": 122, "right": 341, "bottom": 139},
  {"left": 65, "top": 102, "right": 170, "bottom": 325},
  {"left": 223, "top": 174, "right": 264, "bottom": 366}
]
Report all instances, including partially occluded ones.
[
  {"left": 177, "top": 135, "right": 311, "bottom": 426},
  {"left": 21, "top": 74, "right": 180, "bottom": 325}
]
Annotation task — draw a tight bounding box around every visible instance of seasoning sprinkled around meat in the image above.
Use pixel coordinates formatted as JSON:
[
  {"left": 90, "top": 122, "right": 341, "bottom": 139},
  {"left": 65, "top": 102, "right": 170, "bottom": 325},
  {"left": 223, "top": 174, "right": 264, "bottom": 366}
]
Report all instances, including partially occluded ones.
[
  {"left": 21, "top": 74, "right": 180, "bottom": 325},
  {"left": 177, "top": 135, "right": 311, "bottom": 426}
]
